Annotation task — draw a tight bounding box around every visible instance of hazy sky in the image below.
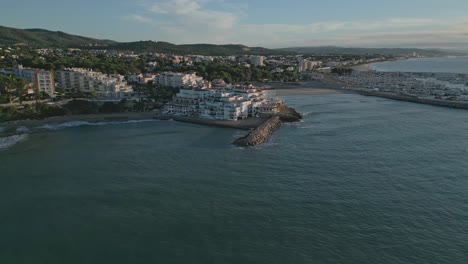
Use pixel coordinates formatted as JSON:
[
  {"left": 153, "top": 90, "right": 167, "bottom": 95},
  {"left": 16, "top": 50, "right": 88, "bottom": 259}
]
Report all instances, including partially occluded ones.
[{"left": 1, "top": 0, "right": 468, "bottom": 48}]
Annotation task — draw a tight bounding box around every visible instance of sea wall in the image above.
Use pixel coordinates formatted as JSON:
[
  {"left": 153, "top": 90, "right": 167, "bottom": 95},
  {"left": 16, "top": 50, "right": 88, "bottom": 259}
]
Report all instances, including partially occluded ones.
[
  {"left": 349, "top": 89, "right": 468, "bottom": 109},
  {"left": 233, "top": 116, "right": 282, "bottom": 147}
]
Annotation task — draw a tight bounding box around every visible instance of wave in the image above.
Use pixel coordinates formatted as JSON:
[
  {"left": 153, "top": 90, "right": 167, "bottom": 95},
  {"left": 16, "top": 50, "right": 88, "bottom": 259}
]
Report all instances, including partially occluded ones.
[
  {"left": 16, "top": 126, "right": 31, "bottom": 133},
  {"left": 0, "top": 134, "right": 28, "bottom": 151},
  {"left": 37, "top": 119, "right": 159, "bottom": 131}
]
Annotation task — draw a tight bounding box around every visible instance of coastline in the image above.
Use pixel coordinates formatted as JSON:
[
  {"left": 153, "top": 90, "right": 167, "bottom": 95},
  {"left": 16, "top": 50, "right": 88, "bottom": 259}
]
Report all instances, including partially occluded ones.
[
  {"left": 1, "top": 83, "right": 334, "bottom": 132},
  {"left": 0, "top": 111, "right": 270, "bottom": 132},
  {"left": 0, "top": 112, "right": 159, "bottom": 130},
  {"left": 346, "top": 88, "right": 468, "bottom": 109},
  {"left": 275, "top": 88, "right": 341, "bottom": 96},
  {"left": 154, "top": 115, "right": 268, "bottom": 130},
  {"left": 352, "top": 63, "right": 375, "bottom": 72}
]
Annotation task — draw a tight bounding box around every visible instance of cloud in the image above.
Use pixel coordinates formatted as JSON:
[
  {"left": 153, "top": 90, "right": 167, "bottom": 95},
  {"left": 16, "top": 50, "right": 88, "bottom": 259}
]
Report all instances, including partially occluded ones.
[
  {"left": 127, "top": 0, "right": 240, "bottom": 43},
  {"left": 124, "top": 14, "right": 158, "bottom": 25},
  {"left": 124, "top": 2, "right": 468, "bottom": 47}
]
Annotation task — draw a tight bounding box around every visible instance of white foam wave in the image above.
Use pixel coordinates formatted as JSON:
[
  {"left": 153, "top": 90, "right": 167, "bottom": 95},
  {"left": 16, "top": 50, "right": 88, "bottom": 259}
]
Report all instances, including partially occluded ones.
[
  {"left": 16, "top": 126, "right": 30, "bottom": 133},
  {"left": 0, "top": 134, "right": 28, "bottom": 151},
  {"left": 37, "top": 119, "right": 159, "bottom": 131}
]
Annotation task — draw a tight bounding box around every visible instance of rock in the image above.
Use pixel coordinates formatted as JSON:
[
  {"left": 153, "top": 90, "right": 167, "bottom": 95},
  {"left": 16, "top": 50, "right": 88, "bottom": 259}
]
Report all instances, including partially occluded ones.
[{"left": 233, "top": 116, "right": 282, "bottom": 147}]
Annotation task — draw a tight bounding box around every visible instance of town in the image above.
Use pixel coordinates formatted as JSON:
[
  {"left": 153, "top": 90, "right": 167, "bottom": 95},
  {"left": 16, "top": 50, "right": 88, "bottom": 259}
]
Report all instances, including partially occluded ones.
[
  {"left": 1, "top": 43, "right": 467, "bottom": 123},
  {"left": 0, "top": 44, "right": 395, "bottom": 122}
]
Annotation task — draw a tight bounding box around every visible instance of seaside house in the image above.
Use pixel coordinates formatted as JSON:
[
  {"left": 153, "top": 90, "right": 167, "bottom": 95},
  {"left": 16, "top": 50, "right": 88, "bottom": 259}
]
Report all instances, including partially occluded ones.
[{"left": 164, "top": 81, "right": 283, "bottom": 121}]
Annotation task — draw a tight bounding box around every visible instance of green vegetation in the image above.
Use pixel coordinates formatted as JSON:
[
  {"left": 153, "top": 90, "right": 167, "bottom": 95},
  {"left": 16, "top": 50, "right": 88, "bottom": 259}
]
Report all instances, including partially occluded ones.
[
  {"left": 0, "top": 99, "right": 157, "bottom": 123},
  {"left": 0, "top": 103, "right": 66, "bottom": 123},
  {"left": 15, "top": 50, "right": 147, "bottom": 75},
  {"left": 61, "top": 99, "right": 154, "bottom": 115},
  {"left": 0, "top": 74, "right": 30, "bottom": 103},
  {"left": 178, "top": 62, "right": 301, "bottom": 83},
  {"left": 0, "top": 26, "right": 289, "bottom": 56},
  {"left": 0, "top": 25, "right": 115, "bottom": 47},
  {"left": 104, "top": 41, "right": 288, "bottom": 56}
]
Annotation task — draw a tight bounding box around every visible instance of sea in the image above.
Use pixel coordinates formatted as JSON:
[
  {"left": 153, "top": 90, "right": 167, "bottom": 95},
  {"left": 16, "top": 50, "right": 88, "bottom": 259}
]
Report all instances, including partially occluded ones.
[
  {"left": 1, "top": 58, "right": 468, "bottom": 263},
  {"left": 371, "top": 57, "right": 468, "bottom": 74}
]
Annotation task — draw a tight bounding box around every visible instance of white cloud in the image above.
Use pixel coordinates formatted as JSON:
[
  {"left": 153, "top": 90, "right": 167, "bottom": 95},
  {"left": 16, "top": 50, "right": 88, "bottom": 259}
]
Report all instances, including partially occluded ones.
[
  {"left": 127, "top": 0, "right": 240, "bottom": 43},
  {"left": 124, "top": 14, "right": 157, "bottom": 25},
  {"left": 124, "top": 2, "right": 468, "bottom": 47}
]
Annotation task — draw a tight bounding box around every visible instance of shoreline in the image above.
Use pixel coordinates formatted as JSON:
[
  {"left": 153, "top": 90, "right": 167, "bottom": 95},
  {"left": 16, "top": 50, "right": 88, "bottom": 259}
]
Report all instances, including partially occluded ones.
[
  {"left": 0, "top": 111, "right": 270, "bottom": 132},
  {"left": 0, "top": 112, "right": 159, "bottom": 130},
  {"left": 154, "top": 115, "right": 268, "bottom": 130},
  {"left": 347, "top": 88, "right": 468, "bottom": 109},
  {"left": 352, "top": 63, "right": 376, "bottom": 72},
  {"left": 275, "top": 88, "right": 341, "bottom": 96},
  {"left": 1, "top": 83, "right": 335, "bottom": 131}
]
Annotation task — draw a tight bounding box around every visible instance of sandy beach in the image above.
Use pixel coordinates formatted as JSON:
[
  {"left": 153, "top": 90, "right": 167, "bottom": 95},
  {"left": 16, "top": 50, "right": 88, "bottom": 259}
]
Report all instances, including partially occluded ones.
[
  {"left": 352, "top": 63, "right": 375, "bottom": 72},
  {"left": 276, "top": 88, "right": 341, "bottom": 96}
]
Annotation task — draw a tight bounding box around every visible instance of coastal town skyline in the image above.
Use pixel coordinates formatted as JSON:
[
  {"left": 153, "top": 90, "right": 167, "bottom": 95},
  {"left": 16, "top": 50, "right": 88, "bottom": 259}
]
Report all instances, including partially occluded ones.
[{"left": 2, "top": 0, "right": 468, "bottom": 49}]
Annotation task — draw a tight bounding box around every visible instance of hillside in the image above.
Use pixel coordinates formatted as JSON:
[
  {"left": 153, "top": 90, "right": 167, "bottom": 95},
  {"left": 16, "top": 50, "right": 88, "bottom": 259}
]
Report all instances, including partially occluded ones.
[
  {"left": 277, "top": 46, "right": 464, "bottom": 56},
  {"left": 0, "top": 25, "right": 285, "bottom": 55},
  {"left": 103, "top": 41, "right": 285, "bottom": 56},
  {"left": 1, "top": 25, "right": 462, "bottom": 56},
  {"left": 0, "top": 25, "right": 116, "bottom": 47}
]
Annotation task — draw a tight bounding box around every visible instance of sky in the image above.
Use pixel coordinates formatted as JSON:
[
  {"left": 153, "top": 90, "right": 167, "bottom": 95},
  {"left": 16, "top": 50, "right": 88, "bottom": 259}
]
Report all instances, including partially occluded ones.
[{"left": 1, "top": 0, "right": 468, "bottom": 48}]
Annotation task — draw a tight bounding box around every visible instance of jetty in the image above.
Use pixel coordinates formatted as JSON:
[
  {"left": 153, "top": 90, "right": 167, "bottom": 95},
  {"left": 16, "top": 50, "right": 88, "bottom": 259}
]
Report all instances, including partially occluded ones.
[
  {"left": 233, "top": 107, "right": 302, "bottom": 147},
  {"left": 233, "top": 116, "right": 282, "bottom": 147}
]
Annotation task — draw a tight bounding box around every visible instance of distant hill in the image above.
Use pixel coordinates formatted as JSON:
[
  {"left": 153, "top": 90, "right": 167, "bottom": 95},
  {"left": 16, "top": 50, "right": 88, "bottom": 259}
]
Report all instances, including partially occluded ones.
[
  {"left": 0, "top": 25, "right": 286, "bottom": 56},
  {"left": 1, "top": 25, "right": 463, "bottom": 56},
  {"left": 277, "top": 46, "right": 464, "bottom": 56},
  {"left": 0, "top": 25, "right": 116, "bottom": 47},
  {"left": 104, "top": 41, "right": 283, "bottom": 56}
]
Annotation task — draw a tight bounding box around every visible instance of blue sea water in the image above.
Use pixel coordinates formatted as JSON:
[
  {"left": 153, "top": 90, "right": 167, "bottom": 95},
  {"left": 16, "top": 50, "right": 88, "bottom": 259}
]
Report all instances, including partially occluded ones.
[
  {"left": 1, "top": 93, "right": 468, "bottom": 263},
  {"left": 372, "top": 57, "right": 468, "bottom": 73}
]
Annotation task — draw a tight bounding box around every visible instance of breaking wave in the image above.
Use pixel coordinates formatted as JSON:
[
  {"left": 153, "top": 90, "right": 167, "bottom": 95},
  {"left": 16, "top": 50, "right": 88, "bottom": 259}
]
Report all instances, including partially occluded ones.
[
  {"left": 37, "top": 119, "right": 159, "bottom": 131},
  {"left": 0, "top": 134, "right": 28, "bottom": 151},
  {"left": 16, "top": 126, "right": 31, "bottom": 133}
]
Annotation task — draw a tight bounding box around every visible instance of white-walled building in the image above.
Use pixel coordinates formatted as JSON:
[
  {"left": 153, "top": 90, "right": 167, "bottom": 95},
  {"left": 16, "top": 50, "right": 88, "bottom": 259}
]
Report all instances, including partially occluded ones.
[
  {"left": 14, "top": 65, "right": 55, "bottom": 97},
  {"left": 128, "top": 73, "right": 156, "bottom": 84},
  {"left": 164, "top": 85, "right": 283, "bottom": 121},
  {"left": 251, "top": 56, "right": 265, "bottom": 66},
  {"left": 58, "top": 68, "right": 133, "bottom": 98},
  {"left": 298, "top": 60, "right": 322, "bottom": 72},
  {"left": 155, "top": 72, "right": 204, "bottom": 88}
]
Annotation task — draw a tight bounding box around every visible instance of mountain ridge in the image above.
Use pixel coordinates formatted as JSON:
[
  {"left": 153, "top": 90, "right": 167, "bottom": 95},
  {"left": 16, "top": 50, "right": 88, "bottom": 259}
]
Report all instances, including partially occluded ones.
[{"left": 1, "top": 25, "right": 463, "bottom": 56}]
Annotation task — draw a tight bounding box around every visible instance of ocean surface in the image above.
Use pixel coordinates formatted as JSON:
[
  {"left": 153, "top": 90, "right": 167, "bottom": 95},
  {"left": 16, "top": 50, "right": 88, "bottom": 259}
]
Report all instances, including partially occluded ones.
[
  {"left": 1, "top": 92, "right": 468, "bottom": 263},
  {"left": 372, "top": 57, "right": 468, "bottom": 73}
]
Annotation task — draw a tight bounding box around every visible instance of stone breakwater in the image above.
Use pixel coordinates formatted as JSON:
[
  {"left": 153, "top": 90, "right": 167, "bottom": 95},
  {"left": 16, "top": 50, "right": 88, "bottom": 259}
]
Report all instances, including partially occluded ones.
[
  {"left": 350, "top": 89, "right": 468, "bottom": 109},
  {"left": 233, "top": 116, "right": 283, "bottom": 147}
]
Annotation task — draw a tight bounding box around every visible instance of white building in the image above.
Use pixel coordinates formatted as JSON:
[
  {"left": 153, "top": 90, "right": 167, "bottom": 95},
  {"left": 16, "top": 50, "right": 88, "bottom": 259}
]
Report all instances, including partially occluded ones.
[
  {"left": 251, "top": 56, "right": 265, "bottom": 66},
  {"left": 58, "top": 68, "right": 133, "bottom": 98},
  {"left": 164, "top": 85, "right": 282, "bottom": 121},
  {"left": 298, "top": 60, "right": 322, "bottom": 72},
  {"left": 14, "top": 65, "right": 55, "bottom": 97},
  {"left": 155, "top": 72, "right": 204, "bottom": 88},
  {"left": 127, "top": 73, "right": 156, "bottom": 84}
]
